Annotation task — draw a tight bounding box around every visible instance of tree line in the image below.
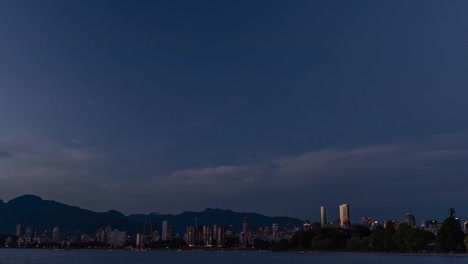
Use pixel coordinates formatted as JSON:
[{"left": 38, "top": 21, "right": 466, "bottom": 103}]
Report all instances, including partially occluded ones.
[{"left": 267, "top": 217, "right": 466, "bottom": 253}]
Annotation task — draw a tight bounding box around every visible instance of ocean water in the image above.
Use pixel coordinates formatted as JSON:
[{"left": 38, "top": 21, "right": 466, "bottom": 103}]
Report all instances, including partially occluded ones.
[{"left": 0, "top": 249, "right": 466, "bottom": 264}]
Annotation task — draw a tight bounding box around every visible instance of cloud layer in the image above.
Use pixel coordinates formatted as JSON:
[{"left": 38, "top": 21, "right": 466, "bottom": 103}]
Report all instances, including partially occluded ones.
[{"left": 1, "top": 132, "right": 468, "bottom": 223}]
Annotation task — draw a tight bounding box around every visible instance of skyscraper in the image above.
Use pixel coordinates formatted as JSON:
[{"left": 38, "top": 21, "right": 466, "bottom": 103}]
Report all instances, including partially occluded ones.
[
  {"left": 186, "top": 226, "right": 195, "bottom": 247},
  {"left": 162, "top": 220, "right": 168, "bottom": 241},
  {"left": 339, "top": 203, "right": 350, "bottom": 228},
  {"left": 449, "top": 208, "right": 456, "bottom": 218},
  {"left": 404, "top": 213, "right": 416, "bottom": 227},
  {"left": 15, "top": 224, "right": 24, "bottom": 238},
  {"left": 242, "top": 217, "right": 249, "bottom": 233},
  {"left": 320, "top": 206, "right": 327, "bottom": 227},
  {"left": 52, "top": 227, "right": 60, "bottom": 243},
  {"left": 150, "top": 222, "right": 157, "bottom": 234}
]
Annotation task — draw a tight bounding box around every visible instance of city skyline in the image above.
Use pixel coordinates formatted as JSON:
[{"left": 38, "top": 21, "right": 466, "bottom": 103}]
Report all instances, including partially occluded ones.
[
  {"left": 0, "top": 0, "right": 467, "bottom": 222},
  {"left": 1, "top": 194, "right": 465, "bottom": 229}
]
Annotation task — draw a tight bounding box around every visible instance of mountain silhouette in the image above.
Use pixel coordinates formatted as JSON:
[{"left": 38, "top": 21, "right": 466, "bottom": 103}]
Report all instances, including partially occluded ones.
[{"left": 0, "top": 195, "right": 303, "bottom": 235}]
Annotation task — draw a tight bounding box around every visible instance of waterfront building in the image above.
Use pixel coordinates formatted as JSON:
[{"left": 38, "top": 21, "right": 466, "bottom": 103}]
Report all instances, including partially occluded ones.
[
  {"left": 107, "top": 229, "right": 126, "bottom": 247},
  {"left": 320, "top": 206, "right": 327, "bottom": 227},
  {"left": 339, "top": 204, "right": 350, "bottom": 228},
  {"left": 15, "top": 224, "right": 24, "bottom": 238},
  {"left": 150, "top": 222, "right": 157, "bottom": 235},
  {"left": 202, "top": 225, "right": 213, "bottom": 247},
  {"left": 52, "top": 227, "right": 60, "bottom": 243},
  {"left": 186, "top": 226, "right": 196, "bottom": 247},
  {"left": 216, "top": 226, "right": 226, "bottom": 247},
  {"left": 167, "top": 225, "right": 174, "bottom": 241},
  {"left": 449, "top": 208, "right": 456, "bottom": 218},
  {"left": 242, "top": 217, "right": 250, "bottom": 233},
  {"left": 162, "top": 220, "right": 168, "bottom": 241}
]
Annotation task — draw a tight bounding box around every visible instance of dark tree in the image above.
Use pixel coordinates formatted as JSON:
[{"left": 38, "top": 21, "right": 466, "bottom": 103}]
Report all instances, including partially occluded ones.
[{"left": 435, "top": 217, "right": 465, "bottom": 253}]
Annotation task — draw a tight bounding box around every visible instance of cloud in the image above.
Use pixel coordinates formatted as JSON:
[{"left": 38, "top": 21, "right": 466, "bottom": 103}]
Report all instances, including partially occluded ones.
[
  {"left": 0, "top": 133, "right": 105, "bottom": 205},
  {"left": 136, "top": 132, "right": 468, "bottom": 219},
  {"left": 1, "top": 131, "right": 468, "bottom": 221}
]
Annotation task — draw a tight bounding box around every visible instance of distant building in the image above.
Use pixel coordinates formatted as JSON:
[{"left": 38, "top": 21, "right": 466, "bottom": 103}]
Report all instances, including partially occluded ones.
[
  {"left": 16, "top": 224, "right": 24, "bottom": 238},
  {"left": 186, "top": 226, "right": 196, "bottom": 247},
  {"left": 425, "top": 220, "right": 438, "bottom": 229},
  {"left": 404, "top": 213, "right": 416, "bottom": 227},
  {"left": 242, "top": 217, "right": 250, "bottom": 233},
  {"left": 107, "top": 229, "right": 126, "bottom": 247},
  {"left": 333, "top": 219, "right": 341, "bottom": 228},
  {"left": 216, "top": 226, "right": 226, "bottom": 247},
  {"left": 150, "top": 222, "right": 157, "bottom": 235},
  {"left": 339, "top": 204, "right": 350, "bottom": 228},
  {"left": 136, "top": 233, "right": 144, "bottom": 247},
  {"left": 167, "top": 225, "right": 174, "bottom": 241},
  {"left": 202, "top": 225, "right": 213, "bottom": 247},
  {"left": 272, "top": 223, "right": 279, "bottom": 234},
  {"left": 320, "top": 206, "right": 327, "bottom": 227},
  {"left": 361, "top": 217, "right": 372, "bottom": 228},
  {"left": 52, "top": 227, "right": 60, "bottom": 243},
  {"left": 371, "top": 221, "right": 380, "bottom": 230},
  {"left": 303, "top": 220, "right": 311, "bottom": 231},
  {"left": 162, "top": 220, "right": 168, "bottom": 241},
  {"left": 448, "top": 208, "right": 456, "bottom": 218}
]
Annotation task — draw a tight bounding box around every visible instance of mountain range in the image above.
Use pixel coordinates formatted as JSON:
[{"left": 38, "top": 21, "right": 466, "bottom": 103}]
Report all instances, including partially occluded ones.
[{"left": 0, "top": 195, "right": 303, "bottom": 235}]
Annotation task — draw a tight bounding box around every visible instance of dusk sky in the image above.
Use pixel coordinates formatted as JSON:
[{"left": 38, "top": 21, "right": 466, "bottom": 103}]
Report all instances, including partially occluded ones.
[{"left": 0, "top": 0, "right": 467, "bottom": 224}]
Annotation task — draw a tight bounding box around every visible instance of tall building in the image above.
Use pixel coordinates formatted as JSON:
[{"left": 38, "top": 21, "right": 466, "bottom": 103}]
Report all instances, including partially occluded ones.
[
  {"left": 136, "top": 233, "right": 144, "bottom": 247},
  {"left": 15, "top": 224, "right": 24, "bottom": 238},
  {"left": 150, "top": 222, "right": 157, "bottom": 234},
  {"left": 186, "top": 226, "right": 196, "bottom": 247},
  {"left": 272, "top": 223, "right": 278, "bottom": 234},
  {"left": 242, "top": 217, "right": 250, "bottom": 233},
  {"left": 216, "top": 226, "right": 226, "bottom": 247},
  {"left": 339, "top": 204, "right": 350, "bottom": 228},
  {"left": 202, "top": 225, "right": 213, "bottom": 247},
  {"left": 161, "top": 220, "right": 168, "bottom": 241},
  {"left": 167, "top": 225, "right": 174, "bottom": 241},
  {"left": 449, "top": 208, "right": 456, "bottom": 218},
  {"left": 404, "top": 213, "right": 416, "bottom": 227},
  {"left": 52, "top": 227, "right": 60, "bottom": 243},
  {"left": 320, "top": 206, "right": 327, "bottom": 227}
]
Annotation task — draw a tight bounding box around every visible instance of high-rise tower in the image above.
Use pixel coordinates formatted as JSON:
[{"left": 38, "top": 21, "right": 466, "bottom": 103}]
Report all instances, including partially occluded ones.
[
  {"left": 339, "top": 204, "right": 350, "bottom": 228},
  {"left": 449, "top": 208, "right": 456, "bottom": 218},
  {"left": 404, "top": 213, "right": 416, "bottom": 227},
  {"left": 320, "top": 206, "right": 327, "bottom": 227},
  {"left": 242, "top": 217, "right": 250, "bottom": 233},
  {"left": 162, "top": 220, "right": 168, "bottom": 241}
]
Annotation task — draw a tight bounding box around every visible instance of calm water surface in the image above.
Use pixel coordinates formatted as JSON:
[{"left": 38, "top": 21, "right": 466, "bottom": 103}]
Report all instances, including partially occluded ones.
[{"left": 0, "top": 249, "right": 467, "bottom": 264}]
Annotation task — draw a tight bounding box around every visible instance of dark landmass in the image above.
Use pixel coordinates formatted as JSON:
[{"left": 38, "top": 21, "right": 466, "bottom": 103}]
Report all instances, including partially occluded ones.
[{"left": 0, "top": 194, "right": 303, "bottom": 235}]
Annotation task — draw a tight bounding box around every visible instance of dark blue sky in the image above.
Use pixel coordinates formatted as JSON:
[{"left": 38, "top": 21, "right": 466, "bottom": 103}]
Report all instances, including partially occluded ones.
[{"left": 0, "top": 0, "right": 467, "bottom": 224}]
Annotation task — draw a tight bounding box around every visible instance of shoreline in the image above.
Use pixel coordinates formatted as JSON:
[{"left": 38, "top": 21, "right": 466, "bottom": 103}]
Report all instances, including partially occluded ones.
[{"left": 0, "top": 247, "right": 466, "bottom": 257}]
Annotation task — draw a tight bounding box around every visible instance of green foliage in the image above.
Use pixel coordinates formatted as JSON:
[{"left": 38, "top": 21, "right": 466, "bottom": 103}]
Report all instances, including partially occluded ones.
[
  {"left": 288, "top": 223, "right": 439, "bottom": 253},
  {"left": 435, "top": 217, "right": 465, "bottom": 253},
  {"left": 392, "top": 223, "right": 434, "bottom": 252}
]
